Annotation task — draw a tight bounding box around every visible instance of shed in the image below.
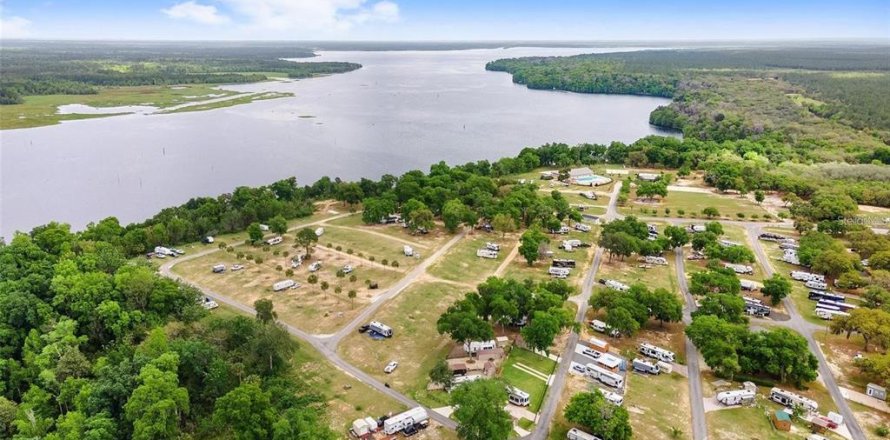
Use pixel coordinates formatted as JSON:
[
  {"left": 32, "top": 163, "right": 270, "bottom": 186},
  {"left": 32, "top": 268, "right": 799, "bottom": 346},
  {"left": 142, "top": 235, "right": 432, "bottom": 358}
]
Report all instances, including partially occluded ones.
[
  {"left": 810, "top": 417, "right": 830, "bottom": 434},
  {"left": 867, "top": 383, "right": 887, "bottom": 401},
  {"left": 569, "top": 167, "right": 594, "bottom": 179},
  {"left": 771, "top": 410, "right": 792, "bottom": 432},
  {"left": 596, "top": 353, "right": 623, "bottom": 371},
  {"left": 449, "top": 363, "right": 468, "bottom": 376},
  {"left": 496, "top": 336, "right": 510, "bottom": 347}
]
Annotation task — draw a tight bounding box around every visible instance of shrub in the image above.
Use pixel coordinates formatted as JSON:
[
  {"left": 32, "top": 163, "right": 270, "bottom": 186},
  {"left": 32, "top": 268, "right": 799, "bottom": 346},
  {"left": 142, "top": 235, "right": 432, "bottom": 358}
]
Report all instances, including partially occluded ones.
[
  {"left": 677, "top": 209, "right": 685, "bottom": 216},
  {"left": 876, "top": 426, "right": 889, "bottom": 437},
  {"left": 737, "top": 213, "right": 745, "bottom": 219},
  {"left": 358, "top": 252, "right": 364, "bottom": 257},
  {"left": 275, "top": 265, "right": 283, "bottom": 271},
  {"left": 308, "top": 274, "right": 318, "bottom": 284},
  {"left": 218, "top": 243, "right": 227, "bottom": 249},
  {"left": 749, "top": 213, "right": 759, "bottom": 220},
  {"left": 236, "top": 252, "right": 244, "bottom": 259},
  {"left": 664, "top": 208, "right": 671, "bottom": 215},
  {"left": 336, "top": 245, "right": 343, "bottom": 251},
  {"left": 381, "top": 259, "right": 389, "bottom": 265},
  {"left": 349, "top": 274, "right": 358, "bottom": 282},
  {"left": 283, "top": 251, "right": 289, "bottom": 258},
  {"left": 273, "top": 250, "right": 280, "bottom": 256},
  {"left": 327, "top": 242, "right": 333, "bottom": 248},
  {"left": 347, "top": 248, "right": 354, "bottom": 254},
  {"left": 391, "top": 261, "right": 400, "bottom": 268},
  {"left": 369, "top": 256, "right": 376, "bottom": 262},
  {"left": 227, "top": 246, "right": 234, "bottom": 253},
  {"left": 778, "top": 212, "right": 788, "bottom": 219},
  {"left": 255, "top": 257, "right": 264, "bottom": 264},
  {"left": 263, "top": 245, "right": 270, "bottom": 252},
  {"left": 335, "top": 286, "right": 342, "bottom": 294},
  {"left": 285, "top": 269, "right": 294, "bottom": 276},
  {"left": 246, "top": 254, "right": 255, "bottom": 261},
  {"left": 365, "top": 279, "right": 371, "bottom": 285},
  {"left": 336, "top": 270, "right": 345, "bottom": 278}
]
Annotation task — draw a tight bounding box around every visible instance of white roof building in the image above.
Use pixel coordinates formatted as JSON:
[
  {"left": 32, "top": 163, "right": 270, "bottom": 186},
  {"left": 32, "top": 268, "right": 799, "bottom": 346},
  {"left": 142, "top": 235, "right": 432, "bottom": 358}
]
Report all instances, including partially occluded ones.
[{"left": 569, "top": 167, "right": 594, "bottom": 178}]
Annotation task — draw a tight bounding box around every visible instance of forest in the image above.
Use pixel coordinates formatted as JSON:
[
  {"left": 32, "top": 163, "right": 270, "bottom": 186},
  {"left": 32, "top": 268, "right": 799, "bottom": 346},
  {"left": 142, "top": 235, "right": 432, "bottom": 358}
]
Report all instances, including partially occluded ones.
[
  {"left": 486, "top": 46, "right": 890, "bottom": 151},
  {"left": 0, "top": 42, "right": 360, "bottom": 104}
]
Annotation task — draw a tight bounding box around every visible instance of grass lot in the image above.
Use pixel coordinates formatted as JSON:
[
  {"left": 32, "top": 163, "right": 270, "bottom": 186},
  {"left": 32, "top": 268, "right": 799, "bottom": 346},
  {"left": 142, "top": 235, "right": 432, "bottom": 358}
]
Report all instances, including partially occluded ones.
[
  {"left": 502, "top": 228, "right": 598, "bottom": 285},
  {"left": 1, "top": 84, "right": 240, "bottom": 129},
  {"left": 173, "top": 243, "right": 401, "bottom": 334},
  {"left": 338, "top": 282, "right": 466, "bottom": 408},
  {"left": 763, "top": 244, "right": 831, "bottom": 326},
  {"left": 596, "top": 251, "right": 679, "bottom": 295},
  {"left": 850, "top": 402, "right": 890, "bottom": 440},
  {"left": 428, "top": 232, "right": 518, "bottom": 284},
  {"left": 620, "top": 190, "right": 771, "bottom": 220},
  {"left": 625, "top": 372, "right": 691, "bottom": 439},
  {"left": 327, "top": 214, "right": 451, "bottom": 249},
  {"left": 707, "top": 405, "right": 796, "bottom": 440},
  {"left": 501, "top": 348, "right": 557, "bottom": 413},
  {"left": 321, "top": 225, "right": 427, "bottom": 269}
]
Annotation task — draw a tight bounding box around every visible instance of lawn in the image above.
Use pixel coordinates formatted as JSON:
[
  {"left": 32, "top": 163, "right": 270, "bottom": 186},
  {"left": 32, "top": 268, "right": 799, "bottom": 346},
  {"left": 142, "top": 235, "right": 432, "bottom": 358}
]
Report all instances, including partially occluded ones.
[
  {"left": 595, "top": 250, "right": 679, "bottom": 296},
  {"left": 502, "top": 228, "right": 598, "bottom": 286},
  {"left": 624, "top": 372, "right": 691, "bottom": 440},
  {"left": 321, "top": 225, "right": 427, "bottom": 269},
  {"left": 620, "top": 189, "right": 771, "bottom": 220},
  {"left": 1, "top": 84, "right": 242, "bottom": 129},
  {"left": 501, "top": 348, "right": 557, "bottom": 413},
  {"left": 172, "top": 243, "right": 402, "bottom": 334},
  {"left": 428, "top": 232, "right": 518, "bottom": 284},
  {"left": 337, "top": 282, "right": 467, "bottom": 408},
  {"left": 763, "top": 244, "right": 831, "bottom": 326},
  {"left": 849, "top": 402, "right": 890, "bottom": 440},
  {"left": 707, "top": 405, "right": 796, "bottom": 440},
  {"left": 326, "top": 213, "right": 452, "bottom": 249}
]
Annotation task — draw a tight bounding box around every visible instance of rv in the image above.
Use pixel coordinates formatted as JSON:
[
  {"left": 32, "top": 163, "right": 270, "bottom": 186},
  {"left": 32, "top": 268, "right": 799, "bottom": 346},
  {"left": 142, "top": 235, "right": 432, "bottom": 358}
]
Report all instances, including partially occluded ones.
[
  {"left": 770, "top": 387, "right": 819, "bottom": 412},
  {"left": 791, "top": 271, "right": 825, "bottom": 283},
  {"left": 380, "top": 214, "right": 402, "bottom": 224},
  {"left": 580, "top": 191, "right": 597, "bottom": 200},
  {"left": 463, "top": 340, "right": 496, "bottom": 354},
  {"left": 553, "top": 259, "right": 577, "bottom": 268},
  {"left": 308, "top": 261, "right": 322, "bottom": 272},
  {"left": 656, "top": 361, "right": 673, "bottom": 374},
  {"left": 477, "top": 249, "right": 499, "bottom": 259},
  {"left": 203, "top": 236, "right": 215, "bottom": 244},
  {"left": 154, "top": 246, "right": 175, "bottom": 257},
  {"left": 647, "top": 224, "right": 658, "bottom": 234},
  {"left": 782, "top": 250, "right": 801, "bottom": 266},
  {"left": 314, "top": 227, "right": 324, "bottom": 237},
  {"left": 575, "top": 223, "right": 592, "bottom": 232},
  {"left": 272, "top": 279, "right": 296, "bottom": 292},
  {"left": 382, "top": 407, "right": 429, "bottom": 436},
  {"left": 717, "top": 389, "right": 756, "bottom": 406},
  {"left": 759, "top": 232, "right": 787, "bottom": 242},
  {"left": 740, "top": 279, "right": 760, "bottom": 291},
  {"left": 816, "top": 308, "right": 850, "bottom": 320},
  {"left": 718, "top": 239, "right": 740, "bottom": 248},
  {"left": 590, "top": 319, "right": 608, "bottom": 333},
  {"left": 603, "top": 279, "right": 630, "bottom": 292},
  {"left": 212, "top": 264, "right": 226, "bottom": 273},
  {"left": 265, "top": 236, "right": 283, "bottom": 246},
  {"left": 549, "top": 266, "right": 571, "bottom": 278},
  {"left": 603, "top": 391, "right": 624, "bottom": 406},
  {"left": 567, "top": 428, "right": 602, "bottom": 440},
  {"left": 805, "top": 280, "right": 828, "bottom": 290},
  {"left": 808, "top": 290, "right": 845, "bottom": 302},
  {"left": 403, "top": 245, "right": 415, "bottom": 257},
  {"left": 449, "top": 374, "right": 483, "bottom": 390},
  {"left": 643, "top": 256, "right": 668, "bottom": 266},
  {"left": 724, "top": 263, "right": 754, "bottom": 275},
  {"left": 506, "top": 386, "right": 531, "bottom": 406},
  {"left": 290, "top": 256, "right": 303, "bottom": 268},
  {"left": 485, "top": 242, "right": 501, "bottom": 252},
  {"left": 550, "top": 226, "right": 571, "bottom": 235},
  {"left": 632, "top": 358, "right": 660, "bottom": 375},
  {"left": 259, "top": 224, "right": 270, "bottom": 231},
  {"left": 686, "top": 224, "right": 706, "bottom": 233},
  {"left": 817, "top": 299, "right": 857, "bottom": 311},
  {"left": 585, "top": 363, "right": 624, "bottom": 388},
  {"left": 639, "top": 343, "right": 675, "bottom": 363},
  {"left": 562, "top": 239, "right": 583, "bottom": 250},
  {"left": 369, "top": 321, "right": 393, "bottom": 338}
]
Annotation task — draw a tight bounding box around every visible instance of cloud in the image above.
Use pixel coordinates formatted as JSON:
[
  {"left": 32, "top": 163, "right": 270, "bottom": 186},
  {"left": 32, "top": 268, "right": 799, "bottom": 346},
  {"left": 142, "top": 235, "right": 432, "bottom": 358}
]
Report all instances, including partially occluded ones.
[
  {"left": 0, "top": 15, "right": 32, "bottom": 39},
  {"left": 162, "top": 1, "right": 230, "bottom": 25},
  {"left": 223, "top": 0, "right": 399, "bottom": 33}
]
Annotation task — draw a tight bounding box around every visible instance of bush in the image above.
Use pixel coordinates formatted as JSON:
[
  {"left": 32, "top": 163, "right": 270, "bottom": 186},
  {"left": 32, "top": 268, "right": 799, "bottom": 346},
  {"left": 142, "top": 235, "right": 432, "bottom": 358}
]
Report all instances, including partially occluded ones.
[
  {"left": 327, "top": 242, "right": 333, "bottom": 248},
  {"left": 381, "top": 259, "right": 389, "bottom": 265},
  {"left": 737, "top": 213, "right": 745, "bottom": 219},
  {"left": 273, "top": 250, "right": 280, "bottom": 256},
  {"left": 749, "top": 213, "right": 759, "bottom": 220},
  {"left": 263, "top": 245, "right": 271, "bottom": 252},
  {"left": 391, "top": 261, "right": 400, "bottom": 268},
  {"left": 347, "top": 248, "right": 354, "bottom": 254},
  {"left": 285, "top": 269, "right": 294, "bottom": 276},
  {"left": 349, "top": 274, "right": 358, "bottom": 282},
  {"left": 283, "top": 251, "right": 289, "bottom": 258},
  {"left": 227, "top": 246, "right": 234, "bottom": 253},
  {"left": 365, "top": 279, "right": 371, "bottom": 285},
  {"left": 665, "top": 208, "right": 671, "bottom": 215},
  {"left": 336, "top": 270, "right": 345, "bottom": 278},
  {"left": 308, "top": 274, "right": 318, "bottom": 284},
  {"left": 335, "top": 286, "right": 342, "bottom": 294},
  {"left": 876, "top": 426, "right": 889, "bottom": 437},
  {"left": 255, "top": 257, "right": 264, "bottom": 264},
  {"left": 236, "top": 252, "right": 244, "bottom": 259},
  {"left": 778, "top": 212, "right": 788, "bottom": 219},
  {"left": 218, "top": 243, "right": 227, "bottom": 249},
  {"left": 246, "top": 254, "right": 255, "bottom": 261},
  {"left": 275, "top": 265, "right": 283, "bottom": 271},
  {"left": 369, "top": 256, "right": 376, "bottom": 262},
  {"left": 336, "top": 245, "right": 343, "bottom": 251},
  {"left": 358, "top": 252, "right": 364, "bottom": 257}
]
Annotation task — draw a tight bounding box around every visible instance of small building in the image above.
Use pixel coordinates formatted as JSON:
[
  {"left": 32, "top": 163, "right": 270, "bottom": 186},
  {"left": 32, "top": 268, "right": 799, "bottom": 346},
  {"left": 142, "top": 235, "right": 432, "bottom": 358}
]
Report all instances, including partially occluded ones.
[
  {"left": 771, "top": 410, "right": 792, "bottom": 432},
  {"left": 449, "top": 363, "right": 468, "bottom": 376},
  {"left": 867, "top": 383, "right": 887, "bottom": 401},
  {"left": 596, "top": 353, "right": 623, "bottom": 371},
  {"left": 637, "top": 172, "right": 661, "bottom": 182},
  {"left": 569, "top": 167, "right": 594, "bottom": 180}
]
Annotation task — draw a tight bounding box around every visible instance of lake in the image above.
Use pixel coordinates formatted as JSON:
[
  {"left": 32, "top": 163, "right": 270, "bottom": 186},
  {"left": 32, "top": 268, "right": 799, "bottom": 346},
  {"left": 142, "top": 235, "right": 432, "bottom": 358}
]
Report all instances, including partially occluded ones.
[{"left": 0, "top": 47, "right": 673, "bottom": 236}]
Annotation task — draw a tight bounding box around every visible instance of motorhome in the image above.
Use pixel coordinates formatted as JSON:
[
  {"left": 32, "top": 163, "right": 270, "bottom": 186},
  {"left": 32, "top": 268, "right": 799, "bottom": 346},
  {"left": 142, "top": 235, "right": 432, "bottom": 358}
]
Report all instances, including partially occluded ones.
[
  {"left": 724, "top": 263, "right": 754, "bottom": 275},
  {"left": 549, "top": 266, "right": 571, "bottom": 278},
  {"left": 506, "top": 386, "right": 530, "bottom": 407},
  {"left": 551, "top": 226, "right": 571, "bottom": 235},
  {"left": 639, "top": 343, "right": 675, "bottom": 363},
  {"left": 603, "top": 391, "right": 624, "bottom": 406},
  {"left": 265, "top": 236, "right": 283, "bottom": 246},
  {"left": 770, "top": 387, "right": 819, "bottom": 412},
  {"left": 805, "top": 280, "right": 828, "bottom": 290},
  {"left": 485, "top": 242, "right": 501, "bottom": 251},
  {"left": 632, "top": 358, "right": 660, "bottom": 375},
  {"left": 272, "top": 279, "right": 296, "bottom": 292},
  {"left": 212, "top": 264, "right": 226, "bottom": 273},
  {"left": 589, "top": 319, "right": 608, "bottom": 333},
  {"left": 817, "top": 299, "right": 857, "bottom": 311},
  {"left": 154, "top": 246, "right": 175, "bottom": 257},
  {"left": 463, "top": 340, "right": 496, "bottom": 354},
  {"left": 575, "top": 223, "right": 592, "bottom": 232},
  {"left": 791, "top": 270, "right": 815, "bottom": 281},
  {"left": 816, "top": 308, "right": 850, "bottom": 320},
  {"left": 476, "top": 249, "right": 498, "bottom": 259},
  {"left": 719, "top": 239, "right": 741, "bottom": 248},
  {"left": 552, "top": 259, "right": 577, "bottom": 268},
  {"left": 369, "top": 321, "right": 393, "bottom": 338},
  {"left": 567, "top": 428, "right": 602, "bottom": 440},
  {"left": 717, "top": 389, "right": 756, "bottom": 406},
  {"left": 740, "top": 279, "right": 760, "bottom": 291},
  {"left": 686, "top": 224, "right": 706, "bottom": 233},
  {"left": 382, "top": 407, "right": 429, "bottom": 436},
  {"left": 380, "top": 214, "right": 402, "bottom": 224},
  {"left": 585, "top": 363, "right": 624, "bottom": 388},
  {"left": 603, "top": 279, "right": 630, "bottom": 291},
  {"left": 580, "top": 191, "right": 597, "bottom": 200},
  {"left": 643, "top": 256, "right": 668, "bottom": 266},
  {"left": 808, "top": 290, "right": 845, "bottom": 302}
]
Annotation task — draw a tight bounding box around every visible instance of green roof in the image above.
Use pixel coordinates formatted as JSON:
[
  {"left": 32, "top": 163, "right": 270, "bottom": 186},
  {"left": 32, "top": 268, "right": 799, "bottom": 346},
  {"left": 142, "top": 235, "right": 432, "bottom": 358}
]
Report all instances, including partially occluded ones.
[{"left": 773, "top": 410, "right": 791, "bottom": 421}]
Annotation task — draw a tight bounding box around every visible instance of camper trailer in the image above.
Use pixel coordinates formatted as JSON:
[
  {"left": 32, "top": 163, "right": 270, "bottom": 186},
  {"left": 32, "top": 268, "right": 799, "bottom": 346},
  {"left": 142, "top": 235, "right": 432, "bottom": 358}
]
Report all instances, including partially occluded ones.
[
  {"left": 506, "top": 386, "right": 531, "bottom": 407},
  {"left": 639, "top": 343, "right": 675, "bottom": 363},
  {"left": 770, "top": 387, "right": 819, "bottom": 412},
  {"left": 791, "top": 271, "right": 824, "bottom": 282},
  {"left": 632, "top": 358, "right": 660, "bottom": 375},
  {"left": 806, "top": 280, "right": 829, "bottom": 290},
  {"left": 272, "top": 279, "right": 296, "bottom": 292},
  {"left": 656, "top": 361, "right": 673, "bottom": 374},
  {"left": 369, "top": 321, "right": 393, "bottom": 338},
  {"left": 816, "top": 308, "right": 850, "bottom": 320},
  {"left": 314, "top": 227, "right": 324, "bottom": 237},
  {"left": 485, "top": 243, "right": 501, "bottom": 252},
  {"left": 686, "top": 224, "right": 706, "bottom": 233},
  {"left": 403, "top": 245, "right": 415, "bottom": 257},
  {"left": 602, "top": 279, "right": 630, "bottom": 291},
  {"left": 740, "top": 279, "right": 760, "bottom": 291},
  {"left": 643, "top": 256, "right": 668, "bottom": 266},
  {"left": 575, "top": 223, "right": 592, "bottom": 232},
  {"left": 590, "top": 319, "right": 608, "bottom": 333},
  {"left": 265, "top": 236, "right": 283, "bottom": 246},
  {"left": 212, "top": 264, "right": 226, "bottom": 273},
  {"left": 567, "top": 428, "right": 602, "bottom": 440},
  {"left": 585, "top": 363, "right": 624, "bottom": 388},
  {"left": 553, "top": 259, "right": 577, "bottom": 268},
  {"left": 382, "top": 407, "right": 429, "bottom": 436},
  {"left": 476, "top": 249, "right": 498, "bottom": 259},
  {"left": 549, "top": 266, "right": 571, "bottom": 279},
  {"left": 724, "top": 263, "right": 754, "bottom": 275},
  {"left": 717, "top": 389, "right": 756, "bottom": 406},
  {"left": 603, "top": 390, "right": 624, "bottom": 406},
  {"left": 154, "top": 246, "right": 175, "bottom": 257},
  {"left": 463, "top": 340, "right": 496, "bottom": 354},
  {"left": 759, "top": 232, "right": 787, "bottom": 242}
]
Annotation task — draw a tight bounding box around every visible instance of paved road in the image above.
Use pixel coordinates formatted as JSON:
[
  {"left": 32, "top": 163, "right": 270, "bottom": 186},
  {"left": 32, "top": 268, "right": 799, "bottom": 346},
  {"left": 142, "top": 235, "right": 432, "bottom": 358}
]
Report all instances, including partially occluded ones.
[
  {"left": 674, "top": 248, "right": 709, "bottom": 440},
  {"left": 528, "top": 182, "right": 621, "bottom": 439},
  {"left": 745, "top": 224, "right": 865, "bottom": 440},
  {"left": 157, "top": 215, "right": 462, "bottom": 431}
]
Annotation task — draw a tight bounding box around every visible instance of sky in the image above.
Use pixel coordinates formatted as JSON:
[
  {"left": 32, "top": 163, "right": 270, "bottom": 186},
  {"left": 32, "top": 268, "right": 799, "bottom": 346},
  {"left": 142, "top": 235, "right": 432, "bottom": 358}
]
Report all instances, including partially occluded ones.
[{"left": 1, "top": 0, "right": 888, "bottom": 41}]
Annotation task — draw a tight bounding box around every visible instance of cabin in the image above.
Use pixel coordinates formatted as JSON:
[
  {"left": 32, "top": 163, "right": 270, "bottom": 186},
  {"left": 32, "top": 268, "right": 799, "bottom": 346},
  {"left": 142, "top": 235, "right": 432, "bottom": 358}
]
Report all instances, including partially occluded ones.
[
  {"left": 867, "top": 383, "right": 887, "bottom": 401},
  {"left": 771, "top": 410, "right": 792, "bottom": 432},
  {"left": 272, "top": 279, "right": 295, "bottom": 291}
]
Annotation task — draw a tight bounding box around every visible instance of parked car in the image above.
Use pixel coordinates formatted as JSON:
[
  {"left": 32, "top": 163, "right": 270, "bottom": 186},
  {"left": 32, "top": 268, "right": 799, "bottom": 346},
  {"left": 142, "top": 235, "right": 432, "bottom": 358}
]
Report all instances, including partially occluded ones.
[
  {"left": 572, "top": 364, "right": 587, "bottom": 374},
  {"left": 309, "top": 262, "right": 322, "bottom": 272},
  {"left": 231, "top": 264, "right": 244, "bottom": 271},
  {"left": 342, "top": 265, "right": 354, "bottom": 274},
  {"left": 582, "top": 348, "right": 602, "bottom": 359},
  {"left": 384, "top": 361, "right": 399, "bottom": 374},
  {"left": 358, "top": 324, "right": 370, "bottom": 333}
]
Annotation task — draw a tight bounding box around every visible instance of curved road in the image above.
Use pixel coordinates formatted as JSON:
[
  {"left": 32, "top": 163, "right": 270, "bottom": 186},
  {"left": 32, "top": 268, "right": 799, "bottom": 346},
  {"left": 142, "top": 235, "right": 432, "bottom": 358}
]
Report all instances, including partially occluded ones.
[{"left": 158, "top": 215, "right": 462, "bottom": 431}]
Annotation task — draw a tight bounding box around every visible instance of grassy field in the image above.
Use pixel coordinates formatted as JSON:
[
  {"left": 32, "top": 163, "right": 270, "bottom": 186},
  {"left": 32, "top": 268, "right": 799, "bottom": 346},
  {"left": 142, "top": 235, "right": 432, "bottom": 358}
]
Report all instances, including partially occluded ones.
[
  {"left": 338, "top": 282, "right": 467, "bottom": 408},
  {"left": 763, "top": 244, "right": 831, "bottom": 326},
  {"left": 850, "top": 402, "right": 890, "bottom": 440},
  {"left": 321, "top": 225, "right": 428, "bottom": 269},
  {"left": 1, "top": 84, "right": 241, "bottom": 129},
  {"left": 707, "top": 405, "right": 797, "bottom": 440},
  {"left": 595, "top": 251, "right": 679, "bottom": 295},
  {"left": 625, "top": 372, "right": 691, "bottom": 439},
  {"left": 172, "top": 242, "right": 402, "bottom": 334},
  {"left": 501, "top": 348, "right": 557, "bottom": 413},
  {"left": 502, "top": 227, "right": 598, "bottom": 285},
  {"left": 620, "top": 190, "right": 772, "bottom": 219},
  {"left": 428, "top": 232, "right": 518, "bottom": 284}
]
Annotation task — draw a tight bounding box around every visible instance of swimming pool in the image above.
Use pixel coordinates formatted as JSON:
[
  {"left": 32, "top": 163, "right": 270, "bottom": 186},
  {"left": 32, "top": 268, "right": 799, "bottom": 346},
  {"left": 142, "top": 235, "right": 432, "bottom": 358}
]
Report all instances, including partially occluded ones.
[{"left": 574, "top": 175, "right": 612, "bottom": 186}]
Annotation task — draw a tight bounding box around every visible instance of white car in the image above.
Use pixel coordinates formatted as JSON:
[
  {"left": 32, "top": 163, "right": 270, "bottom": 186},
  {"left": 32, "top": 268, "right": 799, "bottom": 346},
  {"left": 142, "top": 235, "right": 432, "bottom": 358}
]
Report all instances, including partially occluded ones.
[
  {"left": 309, "top": 262, "right": 322, "bottom": 272},
  {"left": 342, "top": 265, "right": 354, "bottom": 274},
  {"left": 582, "top": 348, "right": 602, "bottom": 359},
  {"left": 384, "top": 361, "right": 399, "bottom": 374},
  {"left": 231, "top": 264, "right": 245, "bottom": 271}
]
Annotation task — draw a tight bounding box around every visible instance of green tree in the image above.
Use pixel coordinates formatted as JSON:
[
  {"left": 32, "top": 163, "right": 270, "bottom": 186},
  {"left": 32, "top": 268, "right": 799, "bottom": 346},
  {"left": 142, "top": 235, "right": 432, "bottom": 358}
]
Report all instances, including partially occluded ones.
[
  {"left": 408, "top": 207, "right": 435, "bottom": 234},
  {"left": 664, "top": 225, "right": 690, "bottom": 249},
  {"left": 648, "top": 288, "right": 683, "bottom": 326},
  {"left": 361, "top": 197, "right": 397, "bottom": 225},
  {"left": 451, "top": 380, "right": 512, "bottom": 440},
  {"left": 124, "top": 353, "right": 189, "bottom": 440},
  {"left": 812, "top": 249, "right": 857, "bottom": 279},
  {"left": 437, "top": 303, "right": 495, "bottom": 345},
  {"left": 429, "top": 359, "right": 454, "bottom": 389},
  {"left": 268, "top": 215, "right": 288, "bottom": 235},
  {"left": 521, "top": 311, "right": 562, "bottom": 352},
  {"left": 442, "top": 199, "right": 475, "bottom": 233},
  {"left": 348, "top": 290, "right": 357, "bottom": 309},
  {"left": 294, "top": 228, "right": 318, "bottom": 257},
  {"left": 702, "top": 207, "right": 720, "bottom": 218},
  {"left": 212, "top": 381, "right": 276, "bottom": 440},
  {"left": 492, "top": 213, "right": 517, "bottom": 238},
  {"left": 599, "top": 231, "right": 639, "bottom": 262},
  {"left": 247, "top": 222, "right": 264, "bottom": 243},
  {"left": 606, "top": 307, "right": 640, "bottom": 337},
  {"left": 754, "top": 190, "right": 765, "bottom": 204},
  {"left": 762, "top": 274, "right": 792, "bottom": 305},
  {"left": 519, "top": 228, "right": 547, "bottom": 266},
  {"left": 564, "top": 390, "right": 633, "bottom": 440},
  {"left": 254, "top": 299, "right": 277, "bottom": 324}
]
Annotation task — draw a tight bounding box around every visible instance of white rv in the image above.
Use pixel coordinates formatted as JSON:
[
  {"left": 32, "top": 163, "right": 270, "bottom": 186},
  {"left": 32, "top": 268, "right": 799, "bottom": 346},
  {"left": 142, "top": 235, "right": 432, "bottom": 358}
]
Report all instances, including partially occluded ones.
[
  {"left": 308, "top": 261, "right": 322, "bottom": 272},
  {"left": 724, "top": 263, "right": 754, "bottom": 275},
  {"left": 643, "top": 256, "right": 668, "bottom": 266},
  {"left": 740, "top": 279, "right": 760, "bottom": 291},
  {"left": 770, "top": 387, "right": 819, "bottom": 412},
  {"left": 477, "top": 249, "right": 499, "bottom": 259},
  {"left": 369, "top": 320, "right": 393, "bottom": 338},
  {"left": 314, "top": 227, "right": 324, "bottom": 237},
  {"left": 463, "top": 340, "right": 496, "bottom": 354},
  {"left": 589, "top": 319, "right": 608, "bottom": 333},
  {"left": 403, "top": 245, "right": 415, "bottom": 257},
  {"left": 632, "top": 358, "right": 660, "bottom": 375},
  {"left": 265, "top": 236, "right": 283, "bottom": 246},
  {"left": 717, "top": 389, "right": 756, "bottom": 406},
  {"left": 506, "top": 386, "right": 530, "bottom": 407},
  {"left": 485, "top": 242, "right": 501, "bottom": 251},
  {"left": 382, "top": 407, "right": 428, "bottom": 435},
  {"left": 272, "top": 279, "right": 296, "bottom": 292},
  {"left": 575, "top": 223, "right": 592, "bottom": 232},
  {"left": 549, "top": 266, "right": 571, "bottom": 278},
  {"left": 603, "top": 390, "right": 624, "bottom": 406},
  {"left": 212, "top": 264, "right": 226, "bottom": 273},
  {"left": 603, "top": 279, "right": 630, "bottom": 292},
  {"left": 154, "top": 246, "right": 175, "bottom": 257},
  {"left": 806, "top": 280, "right": 828, "bottom": 290},
  {"left": 586, "top": 363, "right": 624, "bottom": 388},
  {"left": 639, "top": 343, "right": 675, "bottom": 363},
  {"left": 567, "top": 428, "right": 602, "bottom": 440}
]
